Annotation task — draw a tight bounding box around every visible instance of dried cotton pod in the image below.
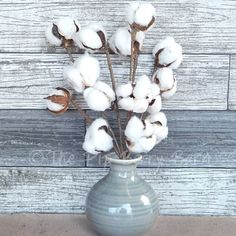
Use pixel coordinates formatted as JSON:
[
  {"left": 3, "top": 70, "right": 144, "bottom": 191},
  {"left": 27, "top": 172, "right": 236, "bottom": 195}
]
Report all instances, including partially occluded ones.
[
  {"left": 83, "top": 118, "right": 113, "bottom": 155},
  {"left": 74, "top": 23, "right": 107, "bottom": 51},
  {"left": 45, "top": 87, "right": 70, "bottom": 114},
  {"left": 45, "top": 17, "right": 80, "bottom": 47},
  {"left": 153, "top": 37, "right": 183, "bottom": 69},
  {"left": 127, "top": 2, "right": 155, "bottom": 31},
  {"left": 109, "top": 27, "right": 145, "bottom": 56}
]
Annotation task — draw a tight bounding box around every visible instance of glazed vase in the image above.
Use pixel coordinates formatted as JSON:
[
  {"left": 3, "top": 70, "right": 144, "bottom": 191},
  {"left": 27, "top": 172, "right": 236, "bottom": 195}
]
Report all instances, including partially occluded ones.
[{"left": 86, "top": 156, "right": 158, "bottom": 236}]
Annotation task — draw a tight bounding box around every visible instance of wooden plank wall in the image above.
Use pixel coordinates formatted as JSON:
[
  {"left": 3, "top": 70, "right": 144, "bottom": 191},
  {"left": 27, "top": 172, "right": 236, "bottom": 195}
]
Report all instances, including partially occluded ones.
[{"left": 0, "top": 0, "right": 235, "bottom": 215}]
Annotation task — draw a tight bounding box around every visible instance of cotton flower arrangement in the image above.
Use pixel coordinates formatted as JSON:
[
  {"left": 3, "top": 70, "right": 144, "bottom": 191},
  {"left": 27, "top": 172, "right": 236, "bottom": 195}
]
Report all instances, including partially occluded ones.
[{"left": 45, "top": 2, "right": 182, "bottom": 159}]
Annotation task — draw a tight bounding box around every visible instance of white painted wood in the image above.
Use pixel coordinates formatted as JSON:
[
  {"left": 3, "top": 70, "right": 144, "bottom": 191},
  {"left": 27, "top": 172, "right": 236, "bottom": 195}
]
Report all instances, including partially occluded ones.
[
  {"left": 0, "top": 0, "right": 235, "bottom": 53},
  {"left": 229, "top": 55, "right": 236, "bottom": 110},
  {"left": 0, "top": 167, "right": 236, "bottom": 215},
  {"left": 0, "top": 53, "right": 229, "bottom": 109}
]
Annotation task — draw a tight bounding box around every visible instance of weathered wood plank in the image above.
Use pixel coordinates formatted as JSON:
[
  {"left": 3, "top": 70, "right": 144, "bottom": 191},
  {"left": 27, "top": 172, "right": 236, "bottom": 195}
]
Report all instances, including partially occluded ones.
[
  {"left": 0, "top": 110, "right": 85, "bottom": 167},
  {"left": 87, "top": 110, "right": 236, "bottom": 168},
  {"left": 0, "top": 0, "right": 235, "bottom": 53},
  {"left": 0, "top": 167, "right": 235, "bottom": 215},
  {"left": 229, "top": 55, "right": 236, "bottom": 110},
  {"left": 0, "top": 53, "right": 229, "bottom": 109}
]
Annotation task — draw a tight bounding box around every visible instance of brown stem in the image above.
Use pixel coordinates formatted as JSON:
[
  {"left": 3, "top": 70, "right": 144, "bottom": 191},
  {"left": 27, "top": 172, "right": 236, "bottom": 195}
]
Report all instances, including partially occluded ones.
[
  {"left": 129, "top": 29, "right": 137, "bottom": 83},
  {"left": 70, "top": 99, "right": 93, "bottom": 124},
  {"left": 65, "top": 47, "right": 75, "bottom": 63},
  {"left": 104, "top": 46, "right": 124, "bottom": 158}
]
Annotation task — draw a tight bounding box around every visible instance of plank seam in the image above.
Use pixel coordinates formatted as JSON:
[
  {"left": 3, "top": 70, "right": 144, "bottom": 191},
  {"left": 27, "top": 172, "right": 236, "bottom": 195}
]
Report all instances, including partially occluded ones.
[{"left": 227, "top": 54, "right": 231, "bottom": 110}]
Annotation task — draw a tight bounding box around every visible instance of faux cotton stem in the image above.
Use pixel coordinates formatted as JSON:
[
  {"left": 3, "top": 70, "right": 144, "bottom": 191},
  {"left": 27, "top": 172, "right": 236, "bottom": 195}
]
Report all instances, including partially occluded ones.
[
  {"left": 104, "top": 46, "right": 124, "bottom": 157},
  {"left": 129, "top": 28, "right": 137, "bottom": 83},
  {"left": 65, "top": 47, "right": 75, "bottom": 63},
  {"left": 71, "top": 98, "right": 93, "bottom": 124}
]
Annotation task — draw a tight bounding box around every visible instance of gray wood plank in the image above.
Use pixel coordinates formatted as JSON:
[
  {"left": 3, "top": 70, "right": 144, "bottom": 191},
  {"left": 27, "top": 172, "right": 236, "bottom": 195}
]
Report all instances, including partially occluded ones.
[
  {"left": 0, "top": 0, "right": 235, "bottom": 53},
  {"left": 0, "top": 53, "right": 229, "bottom": 110},
  {"left": 0, "top": 167, "right": 235, "bottom": 215},
  {"left": 0, "top": 110, "right": 85, "bottom": 167},
  {"left": 229, "top": 55, "right": 236, "bottom": 110},
  {"left": 1, "top": 215, "right": 236, "bottom": 236},
  {"left": 87, "top": 110, "right": 236, "bottom": 168}
]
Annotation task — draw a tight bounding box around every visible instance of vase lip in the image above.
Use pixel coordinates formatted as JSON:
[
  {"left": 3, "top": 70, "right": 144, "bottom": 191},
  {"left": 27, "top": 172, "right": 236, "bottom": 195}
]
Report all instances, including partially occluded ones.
[{"left": 106, "top": 155, "right": 142, "bottom": 165}]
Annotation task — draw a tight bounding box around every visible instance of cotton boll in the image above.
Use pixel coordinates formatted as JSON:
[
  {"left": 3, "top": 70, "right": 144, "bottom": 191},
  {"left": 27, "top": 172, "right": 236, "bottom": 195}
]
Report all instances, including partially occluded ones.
[
  {"left": 45, "top": 87, "right": 70, "bottom": 114},
  {"left": 161, "top": 79, "right": 177, "bottom": 99},
  {"left": 119, "top": 97, "right": 135, "bottom": 111},
  {"left": 150, "top": 83, "right": 160, "bottom": 97},
  {"left": 133, "top": 75, "right": 151, "bottom": 99},
  {"left": 76, "top": 22, "right": 107, "bottom": 50},
  {"left": 109, "top": 27, "right": 144, "bottom": 56},
  {"left": 63, "top": 65, "right": 85, "bottom": 93},
  {"left": 94, "top": 81, "right": 115, "bottom": 102},
  {"left": 116, "top": 83, "right": 133, "bottom": 98},
  {"left": 127, "top": 2, "right": 155, "bottom": 31},
  {"left": 83, "top": 88, "right": 111, "bottom": 111},
  {"left": 133, "top": 98, "right": 149, "bottom": 113},
  {"left": 153, "top": 126, "right": 168, "bottom": 143},
  {"left": 147, "top": 95, "right": 162, "bottom": 114},
  {"left": 74, "top": 53, "right": 100, "bottom": 86},
  {"left": 92, "top": 129, "right": 113, "bottom": 153},
  {"left": 45, "top": 24, "right": 62, "bottom": 46},
  {"left": 83, "top": 139, "right": 99, "bottom": 155},
  {"left": 153, "top": 68, "right": 174, "bottom": 90},
  {"left": 153, "top": 37, "right": 183, "bottom": 69},
  {"left": 147, "top": 112, "right": 167, "bottom": 127},
  {"left": 125, "top": 116, "right": 144, "bottom": 141},
  {"left": 56, "top": 17, "right": 80, "bottom": 39},
  {"left": 142, "top": 119, "right": 153, "bottom": 137}
]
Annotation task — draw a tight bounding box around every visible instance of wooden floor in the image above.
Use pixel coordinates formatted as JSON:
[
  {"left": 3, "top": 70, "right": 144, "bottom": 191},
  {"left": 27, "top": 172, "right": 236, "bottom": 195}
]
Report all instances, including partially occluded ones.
[{"left": 0, "top": 215, "right": 236, "bottom": 236}]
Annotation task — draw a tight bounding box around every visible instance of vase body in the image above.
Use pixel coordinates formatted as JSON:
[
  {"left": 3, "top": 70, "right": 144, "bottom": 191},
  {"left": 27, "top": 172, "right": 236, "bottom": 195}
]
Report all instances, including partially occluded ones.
[{"left": 86, "top": 156, "right": 159, "bottom": 236}]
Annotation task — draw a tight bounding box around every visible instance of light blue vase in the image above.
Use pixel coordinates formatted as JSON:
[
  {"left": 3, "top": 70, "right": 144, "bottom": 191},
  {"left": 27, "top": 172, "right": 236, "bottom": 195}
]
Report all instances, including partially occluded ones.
[{"left": 86, "top": 156, "right": 159, "bottom": 236}]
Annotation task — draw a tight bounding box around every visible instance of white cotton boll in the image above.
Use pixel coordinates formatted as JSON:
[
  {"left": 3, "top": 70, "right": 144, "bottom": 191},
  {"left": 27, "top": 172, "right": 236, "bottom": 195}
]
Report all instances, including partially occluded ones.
[
  {"left": 118, "top": 97, "right": 135, "bottom": 111},
  {"left": 84, "top": 88, "right": 111, "bottom": 111},
  {"left": 116, "top": 83, "right": 133, "bottom": 98},
  {"left": 93, "top": 129, "right": 113, "bottom": 153},
  {"left": 147, "top": 112, "right": 167, "bottom": 126},
  {"left": 74, "top": 53, "right": 100, "bottom": 86},
  {"left": 94, "top": 81, "right": 115, "bottom": 102},
  {"left": 45, "top": 24, "right": 62, "bottom": 46},
  {"left": 133, "top": 75, "right": 151, "bottom": 99},
  {"left": 161, "top": 79, "right": 177, "bottom": 99},
  {"left": 126, "top": 2, "right": 155, "bottom": 31},
  {"left": 109, "top": 27, "right": 131, "bottom": 56},
  {"left": 63, "top": 65, "right": 85, "bottom": 93},
  {"left": 125, "top": 116, "right": 144, "bottom": 141},
  {"left": 153, "top": 37, "right": 183, "bottom": 69},
  {"left": 77, "top": 28, "right": 103, "bottom": 51},
  {"left": 56, "top": 17, "right": 80, "bottom": 39},
  {"left": 46, "top": 100, "right": 64, "bottom": 112},
  {"left": 153, "top": 68, "right": 174, "bottom": 90},
  {"left": 147, "top": 95, "right": 162, "bottom": 114},
  {"left": 150, "top": 83, "right": 160, "bottom": 97},
  {"left": 87, "top": 22, "right": 107, "bottom": 41},
  {"left": 133, "top": 98, "right": 149, "bottom": 113},
  {"left": 127, "top": 135, "right": 156, "bottom": 153}
]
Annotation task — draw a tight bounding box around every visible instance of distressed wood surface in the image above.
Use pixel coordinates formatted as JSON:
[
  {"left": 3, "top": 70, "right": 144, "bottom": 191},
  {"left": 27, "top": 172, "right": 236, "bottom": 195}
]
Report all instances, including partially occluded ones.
[
  {"left": 229, "top": 55, "right": 236, "bottom": 110},
  {"left": 0, "top": 0, "right": 235, "bottom": 54},
  {"left": 87, "top": 110, "right": 236, "bottom": 168},
  {"left": 0, "top": 53, "right": 229, "bottom": 110},
  {"left": 0, "top": 110, "right": 85, "bottom": 167},
  {"left": 1, "top": 110, "right": 236, "bottom": 168},
  {"left": 0, "top": 167, "right": 236, "bottom": 215},
  {"left": 1, "top": 215, "right": 236, "bottom": 236}
]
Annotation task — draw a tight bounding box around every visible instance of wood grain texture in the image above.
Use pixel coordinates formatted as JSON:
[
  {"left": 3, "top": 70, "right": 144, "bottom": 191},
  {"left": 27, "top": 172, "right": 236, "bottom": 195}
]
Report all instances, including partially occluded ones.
[
  {"left": 0, "top": 167, "right": 236, "bottom": 215},
  {"left": 0, "top": 53, "right": 229, "bottom": 109},
  {"left": 229, "top": 55, "right": 236, "bottom": 110},
  {"left": 0, "top": 0, "right": 235, "bottom": 53},
  {"left": 87, "top": 111, "right": 236, "bottom": 168},
  {"left": 0, "top": 110, "right": 85, "bottom": 167}
]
